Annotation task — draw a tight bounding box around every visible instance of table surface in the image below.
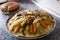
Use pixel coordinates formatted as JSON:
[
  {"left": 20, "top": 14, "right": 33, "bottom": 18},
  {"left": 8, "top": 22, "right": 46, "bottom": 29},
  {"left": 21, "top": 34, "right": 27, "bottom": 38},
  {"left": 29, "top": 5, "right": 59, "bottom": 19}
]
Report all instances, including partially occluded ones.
[{"left": 0, "top": 0, "right": 60, "bottom": 40}]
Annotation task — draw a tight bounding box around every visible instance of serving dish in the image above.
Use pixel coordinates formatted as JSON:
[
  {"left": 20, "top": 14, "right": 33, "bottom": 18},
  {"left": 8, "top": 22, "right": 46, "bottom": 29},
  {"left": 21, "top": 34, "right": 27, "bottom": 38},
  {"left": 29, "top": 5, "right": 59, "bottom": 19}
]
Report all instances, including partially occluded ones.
[{"left": 6, "top": 9, "right": 56, "bottom": 39}]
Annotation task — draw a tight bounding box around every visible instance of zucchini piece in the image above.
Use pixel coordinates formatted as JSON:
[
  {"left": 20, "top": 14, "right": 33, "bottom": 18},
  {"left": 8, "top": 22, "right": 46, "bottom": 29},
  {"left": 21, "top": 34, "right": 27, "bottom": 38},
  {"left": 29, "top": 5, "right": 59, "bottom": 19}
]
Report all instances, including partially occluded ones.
[{"left": 9, "top": 17, "right": 25, "bottom": 31}]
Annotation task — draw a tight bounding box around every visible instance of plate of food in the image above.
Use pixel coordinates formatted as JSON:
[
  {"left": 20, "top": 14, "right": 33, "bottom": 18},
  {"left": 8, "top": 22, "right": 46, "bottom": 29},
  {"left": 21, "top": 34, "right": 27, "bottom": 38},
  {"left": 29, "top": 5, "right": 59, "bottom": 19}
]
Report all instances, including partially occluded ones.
[
  {"left": 6, "top": 9, "right": 56, "bottom": 39},
  {"left": 0, "top": 2, "right": 20, "bottom": 14}
]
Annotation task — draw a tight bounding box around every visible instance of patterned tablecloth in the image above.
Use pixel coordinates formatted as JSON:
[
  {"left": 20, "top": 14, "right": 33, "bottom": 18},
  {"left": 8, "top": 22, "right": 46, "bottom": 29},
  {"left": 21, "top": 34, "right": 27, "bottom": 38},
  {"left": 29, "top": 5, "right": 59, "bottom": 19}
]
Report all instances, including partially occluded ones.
[{"left": 0, "top": 0, "right": 60, "bottom": 40}]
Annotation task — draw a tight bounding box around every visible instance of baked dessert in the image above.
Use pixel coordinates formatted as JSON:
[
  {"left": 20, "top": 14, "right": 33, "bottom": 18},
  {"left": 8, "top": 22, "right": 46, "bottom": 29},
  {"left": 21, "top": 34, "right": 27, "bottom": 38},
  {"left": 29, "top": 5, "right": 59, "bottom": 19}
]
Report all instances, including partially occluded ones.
[
  {"left": 0, "top": 2, "right": 19, "bottom": 14},
  {"left": 7, "top": 10, "right": 55, "bottom": 37}
]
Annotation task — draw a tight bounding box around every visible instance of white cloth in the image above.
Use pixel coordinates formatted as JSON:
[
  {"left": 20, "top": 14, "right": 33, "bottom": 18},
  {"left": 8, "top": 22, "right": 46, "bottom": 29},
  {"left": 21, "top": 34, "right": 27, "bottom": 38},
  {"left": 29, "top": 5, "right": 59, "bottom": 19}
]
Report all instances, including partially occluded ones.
[
  {"left": 0, "top": 0, "right": 7, "bottom": 3},
  {"left": 31, "top": 0, "right": 60, "bottom": 17}
]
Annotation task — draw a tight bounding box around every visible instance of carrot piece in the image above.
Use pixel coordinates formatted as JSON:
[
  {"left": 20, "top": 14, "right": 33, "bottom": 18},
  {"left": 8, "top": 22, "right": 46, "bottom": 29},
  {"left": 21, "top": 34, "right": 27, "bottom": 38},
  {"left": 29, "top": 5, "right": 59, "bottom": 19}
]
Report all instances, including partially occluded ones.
[
  {"left": 33, "top": 23, "right": 37, "bottom": 33},
  {"left": 29, "top": 24, "right": 37, "bottom": 34},
  {"left": 45, "top": 19, "right": 54, "bottom": 25},
  {"left": 29, "top": 24, "right": 33, "bottom": 34},
  {"left": 44, "top": 21, "right": 50, "bottom": 25},
  {"left": 14, "top": 23, "right": 21, "bottom": 33},
  {"left": 39, "top": 20, "right": 47, "bottom": 29}
]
